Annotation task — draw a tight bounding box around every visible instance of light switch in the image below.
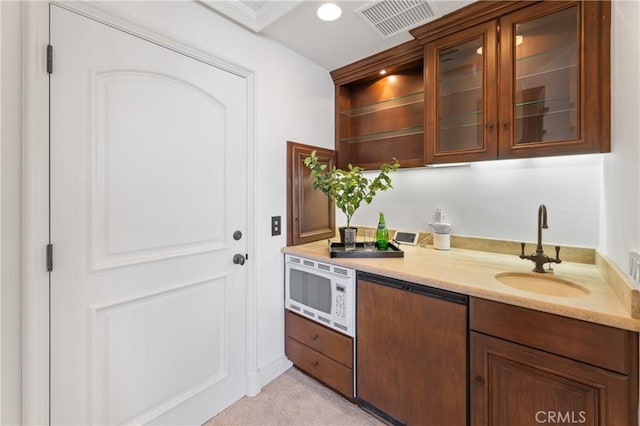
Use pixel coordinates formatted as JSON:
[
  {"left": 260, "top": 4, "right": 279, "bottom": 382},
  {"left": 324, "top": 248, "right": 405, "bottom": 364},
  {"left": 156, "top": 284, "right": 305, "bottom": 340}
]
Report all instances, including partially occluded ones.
[{"left": 271, "top": 216, "right": 281, "bottom": 236}]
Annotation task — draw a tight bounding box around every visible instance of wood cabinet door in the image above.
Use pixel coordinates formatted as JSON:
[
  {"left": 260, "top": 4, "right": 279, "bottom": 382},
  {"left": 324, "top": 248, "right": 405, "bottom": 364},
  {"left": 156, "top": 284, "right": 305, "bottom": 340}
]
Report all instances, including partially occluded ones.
[
  {"left": 498, "top": 1, "right": 610, "bottom": 158},
  {"left": 357, "top": 276, "right": 467, "bottom": 425},
  {"left": 470, "top": 331, "right": 631, "bottom": 426},
  {"left": 286, "top": 142, "right": 335, "bottom": 246},
  {"left": 425, "top": 20, "right": 498, "bottom": 164}
]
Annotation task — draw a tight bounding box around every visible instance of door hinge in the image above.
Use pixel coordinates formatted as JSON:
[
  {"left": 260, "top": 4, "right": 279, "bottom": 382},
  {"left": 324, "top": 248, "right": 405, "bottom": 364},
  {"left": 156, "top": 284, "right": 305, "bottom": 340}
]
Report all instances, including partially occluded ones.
[
  {"left": 47, "top": 44, "right": 53, "bottom": 74},
  {"left": 46, "top": 243, "right": 53, "bottom": 272}
]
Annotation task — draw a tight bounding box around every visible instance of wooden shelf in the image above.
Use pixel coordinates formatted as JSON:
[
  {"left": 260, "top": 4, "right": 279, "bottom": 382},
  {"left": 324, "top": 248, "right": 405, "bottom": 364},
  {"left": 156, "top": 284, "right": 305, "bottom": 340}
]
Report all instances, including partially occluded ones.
[
  {"left": 340, "top": 91, "right": 423, "bottom": 118},
  {"left": 340, "top": 126, "right": 424, "bottom": 144}
]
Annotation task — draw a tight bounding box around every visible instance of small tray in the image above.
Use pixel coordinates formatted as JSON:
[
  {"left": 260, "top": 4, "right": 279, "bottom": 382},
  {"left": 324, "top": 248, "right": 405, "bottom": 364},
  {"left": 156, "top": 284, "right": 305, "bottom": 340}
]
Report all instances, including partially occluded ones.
[{"left": 329, "top": 241, "right": 404, "bottom": 258}]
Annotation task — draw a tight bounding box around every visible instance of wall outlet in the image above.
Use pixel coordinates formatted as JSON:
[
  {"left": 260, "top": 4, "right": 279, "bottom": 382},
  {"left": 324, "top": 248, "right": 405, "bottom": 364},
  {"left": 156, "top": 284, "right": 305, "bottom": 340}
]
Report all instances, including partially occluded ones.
[
  {"left": 629, "top": 250, "right": 640, "bottom": 287},
  {"left": 271, "top": 216, "right": 281, "bottom": 236}
]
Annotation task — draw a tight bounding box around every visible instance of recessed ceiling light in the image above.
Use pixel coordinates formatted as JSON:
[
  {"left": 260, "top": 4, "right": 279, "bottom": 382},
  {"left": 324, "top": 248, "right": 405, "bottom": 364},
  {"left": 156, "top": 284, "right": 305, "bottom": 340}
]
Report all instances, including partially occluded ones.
[
  {"left": 379, "top": 69, "right": 387, "bottom": 75},
  {"left": 317, "top": 3, "right": 342, "bottom": 22}
]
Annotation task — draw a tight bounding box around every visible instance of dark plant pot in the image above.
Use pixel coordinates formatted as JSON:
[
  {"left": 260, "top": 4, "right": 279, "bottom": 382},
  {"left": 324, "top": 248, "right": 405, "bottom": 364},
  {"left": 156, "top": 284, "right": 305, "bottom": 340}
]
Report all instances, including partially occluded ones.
[{"left": 338, "top": 226, "right": 358, "bottom": 243}]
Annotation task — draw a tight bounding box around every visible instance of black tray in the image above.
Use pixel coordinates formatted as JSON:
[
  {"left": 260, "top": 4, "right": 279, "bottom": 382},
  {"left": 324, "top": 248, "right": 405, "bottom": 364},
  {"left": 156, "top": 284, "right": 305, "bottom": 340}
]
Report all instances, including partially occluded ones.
[{"left": 329, "top": 241, "right": 404, "bottom": 258}]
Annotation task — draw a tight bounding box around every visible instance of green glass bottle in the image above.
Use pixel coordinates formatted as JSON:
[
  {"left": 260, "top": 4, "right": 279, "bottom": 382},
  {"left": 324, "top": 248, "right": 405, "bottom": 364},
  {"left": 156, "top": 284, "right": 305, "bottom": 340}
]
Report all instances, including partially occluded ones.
[{"left": 376, "top": 212, "right": 389, "bottom": 250}]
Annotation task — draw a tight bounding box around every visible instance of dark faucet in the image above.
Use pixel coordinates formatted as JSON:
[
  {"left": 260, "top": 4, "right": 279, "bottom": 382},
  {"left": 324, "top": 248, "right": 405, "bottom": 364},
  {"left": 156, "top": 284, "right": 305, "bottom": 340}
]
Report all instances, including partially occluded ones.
[{"left": 519, "top": 204, "right": 561, "bottom": 273}]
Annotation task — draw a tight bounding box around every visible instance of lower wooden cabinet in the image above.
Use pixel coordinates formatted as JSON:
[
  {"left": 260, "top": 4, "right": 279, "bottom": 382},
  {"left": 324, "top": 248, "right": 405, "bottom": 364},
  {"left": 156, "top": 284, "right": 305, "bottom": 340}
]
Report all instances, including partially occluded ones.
[
  {"left": 470, "top": 297, "right": 639, "bottom": 426},
  {"left": 356, "top": 273, "right": 468, "bottom": 425},
  {"left": 283, "top": 268, "right": 639, "bottom": 426},
  {"left": 285, "top": 310, "right": 354, "bottom": 398}
]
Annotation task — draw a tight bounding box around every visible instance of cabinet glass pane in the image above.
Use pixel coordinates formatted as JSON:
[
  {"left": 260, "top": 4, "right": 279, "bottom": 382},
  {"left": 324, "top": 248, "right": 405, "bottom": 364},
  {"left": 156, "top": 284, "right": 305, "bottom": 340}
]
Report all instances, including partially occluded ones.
[
  {"left": 437, "top": 37, "right": 484, "bottom": 152},
  {"left": 514, "top": 6, "right": 578, "bottom": 144}
]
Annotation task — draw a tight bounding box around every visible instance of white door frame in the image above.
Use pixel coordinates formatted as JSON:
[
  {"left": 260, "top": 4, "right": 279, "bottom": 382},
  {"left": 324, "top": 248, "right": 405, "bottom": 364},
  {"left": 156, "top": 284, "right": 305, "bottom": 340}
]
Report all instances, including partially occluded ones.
[{"left": 22, "top": 2, "right": 258, "bottom": 424}]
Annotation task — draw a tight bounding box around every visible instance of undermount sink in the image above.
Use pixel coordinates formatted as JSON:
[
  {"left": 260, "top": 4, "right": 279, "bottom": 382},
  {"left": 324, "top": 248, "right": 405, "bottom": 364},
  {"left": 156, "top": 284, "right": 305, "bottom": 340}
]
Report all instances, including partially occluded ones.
[{"left": 495, "top": 272, "right": 591, "bottom": 298}]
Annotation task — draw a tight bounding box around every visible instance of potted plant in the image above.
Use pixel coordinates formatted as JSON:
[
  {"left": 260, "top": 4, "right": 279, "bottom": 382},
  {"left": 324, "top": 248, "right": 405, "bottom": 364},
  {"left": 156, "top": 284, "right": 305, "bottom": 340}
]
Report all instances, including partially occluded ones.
[{"left": 304, "top": 151, "right": 400, "bottom": 242}]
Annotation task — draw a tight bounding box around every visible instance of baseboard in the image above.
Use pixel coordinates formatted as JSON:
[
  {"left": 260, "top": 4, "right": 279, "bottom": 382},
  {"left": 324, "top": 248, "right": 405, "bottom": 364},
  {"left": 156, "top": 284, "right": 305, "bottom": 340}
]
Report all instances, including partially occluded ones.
[{"left": 257, "top": 356, "right": 293, "bottom": 391}]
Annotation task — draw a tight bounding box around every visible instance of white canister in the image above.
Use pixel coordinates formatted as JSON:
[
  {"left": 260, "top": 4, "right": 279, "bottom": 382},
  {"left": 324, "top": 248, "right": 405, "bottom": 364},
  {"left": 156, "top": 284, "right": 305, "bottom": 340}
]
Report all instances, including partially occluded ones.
[{"left": 433, "top": 233, "right": 450, "bottom": 250}]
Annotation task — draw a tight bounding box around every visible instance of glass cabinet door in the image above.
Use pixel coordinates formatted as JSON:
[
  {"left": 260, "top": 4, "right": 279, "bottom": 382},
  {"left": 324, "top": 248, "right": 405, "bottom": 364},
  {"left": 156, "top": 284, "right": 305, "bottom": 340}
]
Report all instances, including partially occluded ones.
[
  {"left": 499, "top": 3, "right": 581, "bottom": 155},
  {"left": 425, "top": 21, "right": 497, "bottom": 164}
]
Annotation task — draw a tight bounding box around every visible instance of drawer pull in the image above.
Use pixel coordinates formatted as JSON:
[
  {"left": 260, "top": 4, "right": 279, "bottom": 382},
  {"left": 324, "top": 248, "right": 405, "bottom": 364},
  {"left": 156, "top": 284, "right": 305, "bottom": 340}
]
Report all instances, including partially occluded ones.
[
  {"left": 312, "top": 361, "right": 319, "bottom": 367},
  {"left": 311, "top": 334, "right": 319, "bottom": 341}
]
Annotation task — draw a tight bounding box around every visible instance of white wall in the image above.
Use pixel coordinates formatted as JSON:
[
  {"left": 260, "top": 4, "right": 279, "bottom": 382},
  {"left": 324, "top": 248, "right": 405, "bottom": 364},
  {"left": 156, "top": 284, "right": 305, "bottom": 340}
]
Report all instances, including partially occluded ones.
[
  {"left": 0, "top": 1, "right": 23, "bottom": 424},
  {"left": 347, "top": 155, "right": 602, "bottom": 248},
  {"left": 83, "top": 1, "right": 335, "bottom": 386},
  {"left": 602, "top": 0, "right": 640, "bottom": 273}
]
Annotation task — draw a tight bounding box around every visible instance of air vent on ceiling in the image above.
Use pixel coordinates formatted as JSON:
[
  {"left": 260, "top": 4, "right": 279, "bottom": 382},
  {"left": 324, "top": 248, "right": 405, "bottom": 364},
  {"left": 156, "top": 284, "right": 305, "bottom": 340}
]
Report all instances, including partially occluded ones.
[{"left": 357, "top": 0, "right": 435, "bottom": 38}]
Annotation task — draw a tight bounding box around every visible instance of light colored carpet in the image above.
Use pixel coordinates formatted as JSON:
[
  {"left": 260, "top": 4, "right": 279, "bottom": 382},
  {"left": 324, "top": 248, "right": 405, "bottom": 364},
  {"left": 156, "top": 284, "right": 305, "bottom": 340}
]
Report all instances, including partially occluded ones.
[{"left": 204, "top": 367, "right": 384, "bottom": 426}]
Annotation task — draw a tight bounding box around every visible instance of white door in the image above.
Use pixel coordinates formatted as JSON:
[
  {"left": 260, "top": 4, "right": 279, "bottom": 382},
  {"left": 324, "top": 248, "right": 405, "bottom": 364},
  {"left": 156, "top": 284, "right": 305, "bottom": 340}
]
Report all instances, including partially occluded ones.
[{"left": 50, "top": 5, "right": 249, "bottom": 425}]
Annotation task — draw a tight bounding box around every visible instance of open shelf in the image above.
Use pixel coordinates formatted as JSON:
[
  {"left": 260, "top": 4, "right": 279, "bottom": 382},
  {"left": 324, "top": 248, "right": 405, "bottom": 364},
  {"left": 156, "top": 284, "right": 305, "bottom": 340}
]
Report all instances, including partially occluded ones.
[
  {"left": 340, "top": 91, "right": 424, "bottom": 118},
  {"left": 340, "top": 126, "right": 424, "bottom": 144}
]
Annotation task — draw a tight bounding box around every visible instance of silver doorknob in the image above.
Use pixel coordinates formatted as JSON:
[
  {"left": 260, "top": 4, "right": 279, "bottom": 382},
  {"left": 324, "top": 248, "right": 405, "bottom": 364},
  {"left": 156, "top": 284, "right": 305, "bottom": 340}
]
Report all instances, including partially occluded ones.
[{"left": 233, "top": 253, "right": 246, "bottom": 265}]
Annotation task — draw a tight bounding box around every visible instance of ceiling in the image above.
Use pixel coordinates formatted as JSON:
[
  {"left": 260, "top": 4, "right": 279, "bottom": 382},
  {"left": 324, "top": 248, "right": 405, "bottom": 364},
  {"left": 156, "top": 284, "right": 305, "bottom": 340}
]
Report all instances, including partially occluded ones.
[{"left": 200, "top": 0, "right": 475, "bottom": 71}]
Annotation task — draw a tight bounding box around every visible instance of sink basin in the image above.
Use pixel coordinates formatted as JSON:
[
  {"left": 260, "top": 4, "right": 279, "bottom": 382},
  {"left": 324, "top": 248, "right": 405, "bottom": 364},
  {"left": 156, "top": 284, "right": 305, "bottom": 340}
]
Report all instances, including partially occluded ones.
[{"left": 495, "top": 272, "right": 591, "bottom": 298}]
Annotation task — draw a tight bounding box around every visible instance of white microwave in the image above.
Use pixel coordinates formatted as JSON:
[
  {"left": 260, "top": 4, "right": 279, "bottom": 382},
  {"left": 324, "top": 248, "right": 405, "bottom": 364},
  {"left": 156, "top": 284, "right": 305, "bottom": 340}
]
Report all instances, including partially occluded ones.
[{"left": 285, "top": 254, "right": 355, "bottom": 337}]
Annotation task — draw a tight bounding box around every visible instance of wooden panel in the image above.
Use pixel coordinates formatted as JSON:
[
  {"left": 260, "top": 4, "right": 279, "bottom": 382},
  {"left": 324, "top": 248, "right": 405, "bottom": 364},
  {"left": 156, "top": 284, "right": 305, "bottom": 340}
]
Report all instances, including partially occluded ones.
[
  {"left": 285, "top": 310, "right": 353, "bottom": 368},
  {"left": 357, "top": 278, "right": 467, "bottom": 425},
  {"left": 344, "top": 135, "right": 424, "bottom": 171},
  {"left": 285, "top": 337, "right": 354, "bottom": 398},
  {"left": 330, "top": 40, "right": 423, "bottom": 85},
  {"left": 470, "top": 297, "right": 637, "bottom": 374},
  {"left": 335, "top": 64, "right": 425, "bottom": 170},
  {"left": 286, "top": 141, "right": 335, "bottom": 246},
  {"left": 471, "top": 332, "right": 631, "bottom": 426}
]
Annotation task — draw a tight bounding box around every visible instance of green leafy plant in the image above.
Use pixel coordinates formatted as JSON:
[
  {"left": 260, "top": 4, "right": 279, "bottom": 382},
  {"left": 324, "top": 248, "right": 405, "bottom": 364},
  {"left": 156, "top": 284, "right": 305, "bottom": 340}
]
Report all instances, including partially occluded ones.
[{"left": 304, "top": 151, "right": 400, "bottom": 229}]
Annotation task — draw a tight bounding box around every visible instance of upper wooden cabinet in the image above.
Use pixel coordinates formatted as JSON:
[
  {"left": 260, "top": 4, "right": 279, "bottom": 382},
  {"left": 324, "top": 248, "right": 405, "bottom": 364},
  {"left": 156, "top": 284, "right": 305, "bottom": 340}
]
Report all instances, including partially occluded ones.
[
  {"left": 331, "top": 41, "right": 425, "bottom": 170},
  {"left": 425, "top": 20, "right": 499, "bottom": 163},
  {"left": 422, "top": 1, "right": 610, "bottom": 163},
  {"left": 423, "top": 1, "right": 610, "bottom": 164},
  {"left": 331, "top": 1, "right": 611, "bottom": 168}
]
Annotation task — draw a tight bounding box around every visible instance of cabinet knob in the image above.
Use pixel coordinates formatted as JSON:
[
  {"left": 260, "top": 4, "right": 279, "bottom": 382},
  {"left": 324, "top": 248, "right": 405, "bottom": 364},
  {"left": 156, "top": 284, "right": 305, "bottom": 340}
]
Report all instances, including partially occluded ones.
[
  {"left": 502, "top": 121, "right": 510, "bottom": 130},
  {"left": 486, "top": 123, "right": 494, "bottom": 130},
  {"left": 312, "top": 361, "right": 319, "bottom": 368},
  {"left": 311, "top": 334, "right": 319, "bottom": 341},
  {"left": 474, "top": 376, "right": 485, "bottom": 386}
]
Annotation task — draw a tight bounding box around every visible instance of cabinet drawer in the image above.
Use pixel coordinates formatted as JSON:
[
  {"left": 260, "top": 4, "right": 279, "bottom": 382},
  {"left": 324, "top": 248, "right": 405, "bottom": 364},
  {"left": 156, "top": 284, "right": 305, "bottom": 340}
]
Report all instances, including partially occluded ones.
[
  {"left": 285, "top": 337, "right": 354, "bottom": 398},
  {"left": 470, "top": 297, "right": 637, "bottom": 374},
  {"left": 285, "top": 310, "right": 353, "bottom": 368}
]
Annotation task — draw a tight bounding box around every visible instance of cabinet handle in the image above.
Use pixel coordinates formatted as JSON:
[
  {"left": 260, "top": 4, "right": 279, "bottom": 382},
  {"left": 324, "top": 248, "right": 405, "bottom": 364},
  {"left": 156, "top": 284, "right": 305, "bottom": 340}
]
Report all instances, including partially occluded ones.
[
  {"left": 312, "top": 361, "right": 319, "bottom": 367},
  {"left": 502, "top": 121, "right": 510, "bottom": 130},
  {"left": 486, "top": 123, "right": 494, "bottom": 130},
  {"left": 311, "top": 334, "right": 319, "bottom": 341},
  {"left": 474, "top": 376, "right": 485, "bottom": 386}
]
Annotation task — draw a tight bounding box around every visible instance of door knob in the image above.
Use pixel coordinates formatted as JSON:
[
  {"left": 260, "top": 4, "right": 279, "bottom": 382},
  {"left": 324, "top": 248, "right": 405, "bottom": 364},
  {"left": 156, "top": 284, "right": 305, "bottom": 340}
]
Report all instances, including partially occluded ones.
[{"left": 233, "top": 253, "right": 246, "bottom": 265}]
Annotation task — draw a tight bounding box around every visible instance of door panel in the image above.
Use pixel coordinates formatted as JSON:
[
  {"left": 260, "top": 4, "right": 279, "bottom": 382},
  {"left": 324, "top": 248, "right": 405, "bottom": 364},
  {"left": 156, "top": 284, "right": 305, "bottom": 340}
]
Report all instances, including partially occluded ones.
[
  {"left": 92, "top": 70, "right": 227, "bottom": 269},
  {"left": 50, "top": 5, "right": 248, "bottom": 424},
  {"left": 286, "top": 141, "right": 335, "bottom": 246},
  {"left": 470, "top": 332, "right": 629, "bottom": 426}
]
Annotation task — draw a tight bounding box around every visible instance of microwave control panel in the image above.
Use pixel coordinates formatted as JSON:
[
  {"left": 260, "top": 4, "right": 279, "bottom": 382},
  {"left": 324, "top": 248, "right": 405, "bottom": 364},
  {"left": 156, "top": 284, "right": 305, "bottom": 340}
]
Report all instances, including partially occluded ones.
[{"left": 335, "top": 285, "right": 347, "bottom": 321}]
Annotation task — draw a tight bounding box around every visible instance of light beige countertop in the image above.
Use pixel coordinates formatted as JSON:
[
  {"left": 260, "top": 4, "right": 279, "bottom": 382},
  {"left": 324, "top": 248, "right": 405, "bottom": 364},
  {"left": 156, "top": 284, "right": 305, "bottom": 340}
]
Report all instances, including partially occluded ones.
[{"left": 282, "top": 240, "right": 640, "bottom": 332}]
